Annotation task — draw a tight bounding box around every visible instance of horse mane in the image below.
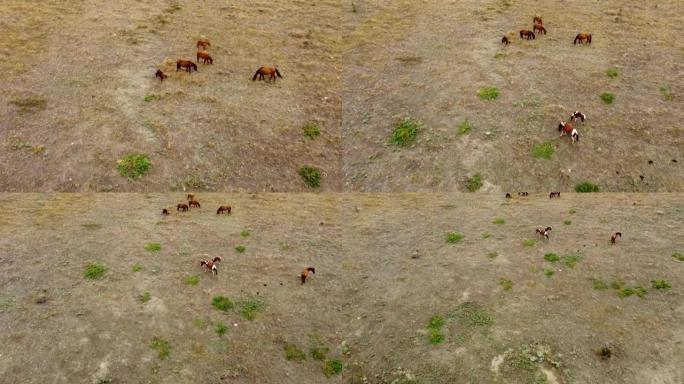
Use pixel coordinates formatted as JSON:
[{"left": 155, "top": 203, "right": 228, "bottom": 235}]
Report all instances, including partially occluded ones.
[
  {"left": 306, "top": 267, "right": 315, "bottom": 273},
  {"left": 252, "top": 67, "right": 263, "bottom": 81}
]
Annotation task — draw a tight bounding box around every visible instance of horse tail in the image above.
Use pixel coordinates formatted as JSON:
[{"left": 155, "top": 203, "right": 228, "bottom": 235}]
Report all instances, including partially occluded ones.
[
  {"left": 275, "top": 68, "right": 283, "bottom": 78},
  {"left": 588, "top": 34, "right": 592, "bottom": 43},
  {"left": 252, "top": 68, "right": 262, "bottom": 81}
]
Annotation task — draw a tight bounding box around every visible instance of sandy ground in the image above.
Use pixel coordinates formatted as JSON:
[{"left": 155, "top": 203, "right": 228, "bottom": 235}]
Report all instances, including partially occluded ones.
[{"left": 1, "top": 193, "right": 682, "bottom": 383}]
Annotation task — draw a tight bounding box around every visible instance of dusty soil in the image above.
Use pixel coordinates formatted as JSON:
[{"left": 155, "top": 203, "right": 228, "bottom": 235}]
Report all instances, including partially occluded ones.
[
  {"left": 0, "top": 0, "right": 342, "bottom": 192},
  {"left": 1, "top": 193, "right": 682, "bottom": 383},
  {"left": 342, "top": 0, "right": 683, "bottom": 192}
]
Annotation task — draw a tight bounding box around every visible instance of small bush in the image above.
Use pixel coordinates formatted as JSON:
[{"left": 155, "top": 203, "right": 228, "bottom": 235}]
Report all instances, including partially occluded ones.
[
  {"left": 429, "top": 331, "right": 445, "bottom": 345},
  {"left": 323, "top": 359, "right": 344, "bottom": 377},
  {"left": 522, "top": 239, "right": 536, "bottom": 247},
  {"left": 446, "top": 232, "right": 464, "bottom": 244},
  {"left": 298, "top": 165, "right": 321, "bottom": 188},
  {"left": 487, "top": 251, "right": 498, "bottom": 259},
  {"left": 390, "top": 117, "right": 422, "bottom": 147},
  {"left": 592, "top": 279, "right": 609, "bottom": 290},
  {"left": 493, "top": 218, "right": 505, "bottom": 225},
  {"left": 310, "top": 346, "right": 330, "bottom": 361},
  {"left": 458, "top": 120, "right": 473, "bottom": 135},
  {"left": 215, "top": 322, "right": 228, "bottom": 337},
  {"left": 499, "top": 278, "right": 513, "bottom": 291},
  {"left": 651, "top": 280, "right": 671, "bottom": 290},
  {"left": 465, "top": 173, "right": 483, "bottom": 192},
  {"left": 85, "top": 263, "right": 106, "bottom": 279},
  {"left": 660, "top": 86, "right": 674, "bottom": 101},
  {"left": 531, "top": 142, "right": 554, "bottom": 160},
  {"left": 543, "top": 253, "right": 559, "bottom": 262},
  {"left": 606, "top": 68, "right": 618, "bottom": 78},
  {"left": 563, "top": 254, "right": 582, "bottom": 268},
  {"left": 138, "top": 292, "right": 151, "bottom": 303},
  {"left": 131, "top": 263, "right": 142, "bottom": 272},
  {"left": 184, "top": 275, "right": 200, "bottom": 285},
  {"left": 600, "top": 92, "right": 615, "bottom": 104},
  {"left": 575, "top": 182, "right": 600, "bottom": 193},
  {"left": 543, "top": 269, "right": 555, "bottom": 278},
  {"left": 563, "top": 220, "right": 572, "bottom": 225},
  {"left": 478, "top": 87, "right": 500, "bottom": 101},
  {"left": 569, "top": 209, "right": 577, "bottom": 214},
  {"left": 302, "top": 122, "right": 321, "bottom": 139},
  {"left": 284, "top": 343, "right": 307, "bottom": 361},
  {"left": 144, "top": 243, "right": 161, "bottom": 252},
  {"left": 427, "top": 315, "right": 445, "bottom": 330},
  {"left": 240, "top": 299, "right": 265, "bottom": 320},
  {"left": 240, "top": 230, "right": 251, "bottom": 237},
  {"left": 482, "top": 233, "right": 492, "bottom": 239},
  {"left": 235, "top": 245, "right": 246, "bottom": 253},
  {"left": 673, "top": 252, "right": 684, "bottom": 261},
  {"left": 117, "top": 154, "right": 151, "bottom": 179},
  {"left": 211, "top": 295, "right": 234, "bottom": 311},
  {"left": 610, "top": 279, "right": 625, "bottom": 290},
  {"left": 150, "top": 337, "right": 170, "bottom": 359}
]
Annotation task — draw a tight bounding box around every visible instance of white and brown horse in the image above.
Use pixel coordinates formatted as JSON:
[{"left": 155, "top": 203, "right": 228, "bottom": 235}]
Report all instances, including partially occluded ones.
[
  {"left": 558, "top": 121, "right": 579, "bottom": 143},
  {"left": 200, "top": 256, "right": 222, "bottom": 275},
  {"left": 300, "top": 267, "right": 315, "bottom": 284},
  {"left": 536, "top": 226, "right": 552, "bottom": 240},
  {"left": 570, "top": 111, "right": 586, "bottom": 122},
  {"left": 611, "top": 232, "right": 622, "bottom": 244}
]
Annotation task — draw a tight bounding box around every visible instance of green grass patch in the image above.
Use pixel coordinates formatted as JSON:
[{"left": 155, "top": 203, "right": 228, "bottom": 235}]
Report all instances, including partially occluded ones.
[
  {"left": 543, "top": 269, "right": 555, "bottom": 278},
  {"left": 618, "top": 286, "right": 647, "bottom": 298},
  {"left": 427, "top": 315, "right": 445, "bottom": 330},
  {"left": 143, "top": 94, "right": 162, "bottom": 102},
  {"left": 84, "top": 263, "right": 106, "bottom": 279},
  {"left": 660, "top": 86, "right": 674, "bottom": 101},
  {"left": 131, "top": 263, "right": 142, "bottom": 272},
  {"left": 493, "top": 218, "right": 505, "bottom": 225},
  {"left": 499, "top": 278, "right": 513, "bottom": 291},
  {"left": 9, "top": 96, "right": 48, "bottom": 112},
  {"left": 240, "top": 298, "right": 265, "bottom": 321},
  {"left": 531, "top": 142, "right": 554, "bottom": 160},
  {"left": 563, "top": 220, "right": 572, "bottom": 225},
  {"left": 302, "top": 122, "right": 321, "bottom": 139},
  {"left": 450, "top": 302, "right": 493, "bottom": 326},
  {"left": 543, "top": 253, "right": 559, "bottom": 262},
  {"left": 465, "top": 173, "right": 483, "bottom": 192},
  {"left": 323, "top": 359, "right": 344, "bottom": 377},
  {"left": 458, "top": 120, "right": 473, "bottom": 135},
  {"left": 310, "top": 346, "right": 330, "bottom": 361},
  {"left": 150, "top": 337, "right": 170, "bottom": 359},
  {"left": 235, "top": 245, "right": 246, "bottom": 253},
  {"left": 610, "top": 279, "right": 625, "bottom": 290},
  {"left": 672, "top": 252, "right": 683, "bottom": 261},
  {"left": 600, "top": 92, "right": 615, "bottom": 104},
  {"left": 606, "top": 68, "right": 618, "bottom": 78},
  {"left": 390, "top": 117, "right": 422, "bottom": 147},
  {"left": 429, "top": 331, "right": 445, "bottom": 344},
  {"left": 117, "top": 153, "right": 150, "bottom": 179},
  {"left": 298, "top": 165, "right": 321, "bottom": 188},
  {"left": 651, "top": 280, "right": 671, "bottom": 290},
  {"left": 144, "top": 242, "right": 161, "bottom": 252},
  {"left": 240, "top": 230, "right": 251, "bottom": 237},
  {"left": 478, "top": 87, "right": 500, "bottom": 101},
  {"left": 184, "top": 275, "right": 200, "bottom": 285},
  {"left": 522, "top": 239, "right": 536, "bottom": 247},
  {"left": 138, "top": 292, "right": 151, "bottom": 303},
  {"left": 592, "top": 279, "right": 609, "bottom": 290},
  {"left": 563, "top": 254, "right": 582, "bottom": 268},
  {"left": 215, "top": 322, "right": 228, "bottom": 337},
  {"left": 446, "top": 232, "right": 464, "bottom": 244},
  {"left": 284, "top": 343, "right": 307, "bottom": 361},
  {"left": 575, "top": 181, "right": 600, "bottom": 193},
  {"left": 569, "top": 209, "right": 577, "bottom": 214},
  {"left": 487, "top": 251, "right": 498, "bottom": 259},
  {"left": 211, "top": 295, "right": 234, "bottom": 311},
  {"left": 482, "top": 232, "right": 492, "bottom": 239}
]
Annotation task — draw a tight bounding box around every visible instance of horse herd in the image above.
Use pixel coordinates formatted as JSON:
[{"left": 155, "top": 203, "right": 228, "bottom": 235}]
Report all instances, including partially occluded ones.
[
  {"left": 160, "top": 193, "right": 315, "bottom": 284},
  {"left": 501, "top": 16, "right": 591, "bottom": 44},
  {"left": 154, "top": 38, "right": 283, "bottom": 83}
]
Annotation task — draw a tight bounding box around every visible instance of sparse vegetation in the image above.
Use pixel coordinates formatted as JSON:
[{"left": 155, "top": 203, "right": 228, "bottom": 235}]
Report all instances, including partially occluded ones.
[
  {"left": 9, "top": 96, "right": 48, "bottom": 112},
  {"left": 543, "top": 253, "right": 559, "bottom": 262},
  {"left": 184, "top": 275, "right": 200, "bottom": 286},
  {"left": 482, "top": 232, "right": 492, "bottom": 239},
  {"left": 240, "top": 298, "right": 265, "bottom": 321},
  {"left": 131, "top": 263, "right": 142, "bottom": 272},
  {"left": 569, "top": 209, "right": 577, "bottom": 214},
  {"left": 478, "top": 87, "right": 500, "bottom": 101},
  {"left": 576, "top": 182, "right": 600, "bottom": 193},
  {"left": 673, "top": 252, "right": 684, "bottom": 261},
  {"left": 465, "top": 173, "right": 483, "bottom": 192},
  {"left": 298, "top": 165, "right": 322, "bottom": 188},
  {"left": 450, "top": 302, "right": 493, "bottom": 326},
  {"left": 117, "top": 154, "right": 150, "bottom": 179},
  {"left": 144, "top": 243, "right": 161, "bottom": 252},
  {"left": 240, "top": 230, "right": 251, "bottom": 237},
  {"left": 211, "top": 295, "right": 234, "bottom": 311},
  {"left": 235, "top": 245, "right": 246, "bottom": 253},
  {"left": 592, "top": 279, "right": 609, "bottom": 290},
  {"left": 531, "top": 142, "right": 554, "bottom": 160},
  {"left": 611, "top": 279, "right": 625, "bottom": 290},
  {"left": 446, "top": 232, "right": 464, "bottom": 244},
  {"left": 284, "top": 343, "right": 307, "bottom": 361},
  {"left": 215, "top": 322, "right": 228, "bottom": 337},
  {"left": 543, "top": 269, "right": 555, "bottom": 278},
  {"left": 493, "top": 218, "right": 505, "bottom": 225},
  {"left": 302, "top": 122, "right": 321, "bottom": 139},
  {"left": 427, "top": 315, "right": 445, "bottom": 345},
  {"left": 499, "top": 278, "right": 513, "bottom": 291},
  {"left": 618, "top": 286, "right": 647, "bottom": 298},
  {"left": 390, "top": 117, "right": 422, "bottom": 147},
  {"left": 651, "top": 280, "right": 671, "bottom": 290},
  {"left": 310, "top": 346, "right": 330, "bottom": 361},
  {"left": 458, "top": 120, "right": 473, "bottom": 135},
  {"left": 522, "top": 239, "right": 536, "bottom": 247},
  {"left": 323, "top": 359, "right": 344, "bottom": 377},
  {"left": 660, "top": 86, "right": 674, "bottom": 101},
  {"left": 143, "top": 94, "right": 162, "bottom": 102},
  {"left": 563, "top": 254, "right": 582, "bottom": 268},
  {"left": 600, "top": 92, "right": 615, "bottom": 104},
  {"left": 563, "top": 220, "right": 572, "bottom": 225},
  {"left": 84, "top": 263, "right": 106, "bottom": 279},
  {"left": 487, "top": 251, "right": 498, "bottom": 259},
  {"left": 138, "top": 292, "right": 151, "bottom": 303},
  {"left": 150, "top": 337, "right": 170, "bottom": 359},
  {"left": 606, "top": 68, "right": 618, "bottom": 78}
]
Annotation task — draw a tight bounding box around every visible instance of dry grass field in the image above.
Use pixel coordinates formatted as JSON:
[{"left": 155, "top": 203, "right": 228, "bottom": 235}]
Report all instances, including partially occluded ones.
[
  {"left": 342, "top": 0, "right": 683, "bottom": 192},
  {"left": 1, "top": 193, "right": 682, "bottom": 383}
]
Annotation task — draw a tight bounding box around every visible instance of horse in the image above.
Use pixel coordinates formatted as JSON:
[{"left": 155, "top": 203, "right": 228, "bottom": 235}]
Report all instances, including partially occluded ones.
[
  {"left": 549, "top": 192, "right": 560, "bottom": 198},
  {"left": 197, "top": 51, "right": 213, "bottom": 64},
  {"left": 520, "top": 30, "right": 535, "bottom": 40},
  {"left": 197, "top": 39, "right": 210, "bottom": 50},
  {"left": 570, "top": 111, "right": 586, "bottom": 122},
  {"left": 534, "top": 24, "right": 547, "bottom": 35},
  {"left": 189, "top": 200, "right": 201, "bottom": 208},
  {"left": 536, "top": 226, "right": 552, "bottom": 240},
  {"left": 177, "top": 203, "right": 189, "bottom": 212},
  {"left": 518, "top": 192, "right": 529, "bottom": 196},
  {"left": 176, "top": 59, "right": 198, "bottom": 73},
  {"left": 558, "top": 121, "right": 579, "bottom": 143},
  {"left": 574, "top": 33, "right": 592, "bottom": 44},
  {"left": 611, "top": 232, "right": 622, "bottom": 244},
  {"left": 155, "top": 69, "right": 167, "bottom": 82},
  {"left": 300, "top": 267, "right": 316, "bottom": 284},
  {"left": 505, "top": 193, "right": 512, "bottom": 199},
  {"left": 252, "top": 67, "right": 283, "bottom": 82},
  {"left": 217, "top": 205, "right": 232, "bottom": 215},
  {"left": 162, "top": 208, "right": 169, "bottom": 216},
  {"left": 533, "top": 16, "right": 543, "bottom": 25},
  {"left": 502, "top": 35, "right": 510, "bottom": 45},
  {"left": 200, "top": 256, "right": 222, "bottom": 276},
  {"left": 187, "top": 193, "right": 195, "bottom": 201}
]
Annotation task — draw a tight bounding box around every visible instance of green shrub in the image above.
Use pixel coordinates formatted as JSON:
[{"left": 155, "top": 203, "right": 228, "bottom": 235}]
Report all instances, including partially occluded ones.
[
  {"left": 298, "top": 165, "right": 321, "bottom": 188},
  {"left": 563, "top": 254, "right": 582, "bottom": 268},
  {"left": 478, "top": 87, "right": 500, "bottom": 101},
  {"left": 592, "top": 279, "right": 608, "bottom": 290},
  {"left": 446, "top": 232, "right": 464, "bottom": 244},
  {"left": 144, "top": 243, "right": 161, "bottom": 252},
  {"left": 302, "top": 122, "right": 321, "bottom": 139},
  {"left": 493, "top": 218, "right": 505, "bottom": 225},
  {"left": 143, "top": 94, "right": 162, "bottom": 102},
  {"left": 323, "top": 359, "right": 344, "bottom": 377},
  {"left": 85, "top": 263, "right": 106, "bottom": 279},
  {"left": 563, "top": 220, "right": 572, "bottom": 225},
  {"left": 211, "top": 295, "right": 234, "bottom": 311},
  {"left": 184, "top": 275, "right": 200, "bottom": 285},
  {"left": 390, "top": 117, "right": 422, "bottom": 147},
  {"left": 427, "top": 315, "right": 445, "bottom": 330},
  {"left": 543, "top": 253, "right": 559, "bottom": 262},
  {"left": 487, "top": 251, "right": 498, "bottom": 259},
  {"left": 531, "top": 142, "right": 554, "bottom": 160},
  {"left": 240, "top": 299, "right": 265, "bottom": 321},
  {"left": 660, "top": 86, "right": 674, "bottom": 101},
  {"left": 429, "top": 331, "right": 445, "bottom": 344},
  {"left": 240, "top": 230, "right": 251, "bottom": 237},
  {"left": 499, "top": 278, "right": 513, "bottom": 291},
  {"left": 458, "top": 120, "right": 473, "bottom": 135},
  {"left": 310, "top": 346, "right": 330, "bottom": 361},
  {"left": 600, "top": 92, "right": 615, "bottom": 104},
  {"left": 117, "top": 153, "right": 150, "bottom": 179},
  {"left": 672, "top": 252, "right": 683, "bottom": 261},
  {"left": 606, "top": 68, "right": 618, "bottom": 78},
  {"left": 575, "top": 182, "right": 600, "bottom": 193},
  {"left": 215, "top": 322, "right": 228, "bottom": 336},
  {"left": 651, "top": 280, "right": 671, "bottom": 290},
  {"left": 522, "top": 239, "right": 536, "bottom": 247},
  {"left": 235, "top": 245, "right": 246, "bottom": 253},
  {"left": 150, "top": 337, "right": 170, "bottom": 359},
  {"left": 543, "top": 269, "right": 555, "bottom": 278},
  {"left": 138, "top": 292, "right": 151, "bottom": 303},
  {"left": 465, "top": 173, "right": 483, "bottom": 192},
  {"left": 131, "top": 263, "right": 142, "bottom": 272},
  {"left": 284, "top": 343, "right": 306, "bottom": 361}
]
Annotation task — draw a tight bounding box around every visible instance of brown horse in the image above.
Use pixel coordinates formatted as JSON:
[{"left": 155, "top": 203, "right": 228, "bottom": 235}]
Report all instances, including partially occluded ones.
[
  {"left": 189, "top": 200, "right": 201, "bottom": 208},
  {"left": 177, "top": 203, "right": 189, "bottom": 212},
  {"left": 177, "top": 59, "right": 198, "bottom": 73},
  {"left": 520, "top": 30, "right": 535, "bottom": 40},
  {"left": 536, "top": 226, "right": 552, "bottom": 240},
  {"left": 252, "top": 67, "right": 283, "bottom": 82},
  {"left": 570, "top": 111, "right": 586, "bottom": 122},
  {"left": 162, "top": 208, "right": 169, "bottom": 216},
  {"left": 155, "top": 69, "right": 167, "bottom": 82},
  {"left": 558, "top": 121, "right": 579, "bottom": 143},
  {"left": 574, "top": 33, "right": 592, "bottom": 44},
  {"left": 502, "top": 35, "right": 510, "bottom": 45},
  {"left": 533, "top": 16, "right": 543, "bottom": 25},
  {"left": 534, "top": 24, "right": 547, "bottom": 35},
  {"left": 217, "top": 205, "right": 232, "bottom": 215},
  {"left": 611, "top": 232, "right": 622, "bottom": 244},
  {"left": 186, "top": 193, "right": 195, "bottom": 201},
  {"left": 200, "top": 256, "right": 222, "bottom": 276},
  {"left": 505, "top": 193, "right": 512, "bottom": 199},
  {"left": 197, "top": 39, "right": 210, "bottom": 50},
  {"left": 300, "top": 267, "right": 316, "bottom": 284},
  {"left": 197, "top": 51, "right": 213, "bottom": 64},
  {"left": 549, "top": 192, "right": 560, "bottom": 198}
]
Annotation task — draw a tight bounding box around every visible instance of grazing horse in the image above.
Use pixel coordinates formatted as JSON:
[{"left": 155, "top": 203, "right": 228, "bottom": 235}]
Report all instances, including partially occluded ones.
[
  {"left": 187, "top": 193, "right": 195, "bottom": 201},
  {"left": 505, "top": 193, "right": 512, "bottom": 199},
  {"left": 558, "top": 121, "right": 579, "bottom": 143},
  {"left": 549, "top": 192, "right": 560, "bottom": 198},
  {"left": 533, "top": 16, "right": 543, "bottom": 25},
  {"left": 155, "top": 69, "right": 167, "bottom": 82},
  {"left": 534, "top": 24, "right": 547, "bottom": 35},
  {"left": 536, "top": 226, "right": 552, "bottom": 240},
  {"left": 502, "top": 35, "right": 510, "bottom": 45},
  {"left": 611, "top": 232, "right": 622, "bottom": 244},
  {"left": 189, "top": 200, "right": 201, "bottom": 208},
  {"left": 177, "top": 203, "right": 189, "bottom": 212},
  {"left": 197, "top": 39, "right": 210, "bottom": 50},
  {"left": 574, "top": 33, "right": 592, "bottom": 44},
  {"left": 300, "top": 267, "right": 316, "bottom": 284},
  {"left": 520, "top": 30, "right": 535, "bottom": 40},
  {"left": 252, "top": 67, "right": 283, "bottom": 82},
  {"left": 197, "top": 51, "right": 213, "bottom": 64},
  {"left": 217, "top": 205, "right": 232, "bottom": 215},
  {"left": 176, "top": 59, "right": 198, "bottom": 73},
  {"left": 518, "top": 192, "right": 529, "bottom": 196},
  {"left": 200, "top": 256, "right": 222, "bottom": 276},
  {"left": 570, "top": 111, "right": 586, "bottom": 122},
  {"left": 162, "top": 208, "right": 169, "bottom": 216}
]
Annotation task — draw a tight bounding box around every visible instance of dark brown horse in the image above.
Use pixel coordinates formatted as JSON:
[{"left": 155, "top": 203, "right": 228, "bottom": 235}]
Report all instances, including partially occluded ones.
[
  {"left": 520, "top": 30, "right": 535, "bottom": 40},
  {"left": 189, "top": 200, "right": 201, "bottom": 208},
  {"left": 162, "top": 208, "right": 169, "bottom": 215},
  {"left": 505, "top": 193, "right": 512, "bottom": 199},
  {"left": 197, "top": 39, "right": 210, "bottom": 50},
  {"left": 549, "top": 192, "right": 560, "bottom": 198},
  {"left": 533, "top": 16, "right": 543, "bottom": 25},
  {"left": 502, "top": 35, "right": 510, "bottom": 45},
  {"left": 574, "top": 32, "right": 592, "bottom": 44},
  {"left": 217, "top": 205, "right": 232, "bottom": 215},
  {"left": 533, "top": 24, "right": 547, "bottom": 35},
  {"left": 197, "top": 51, "right": 213, "bottom": 64},
  {"left": 570, "top": 111, "right": 586, "bottom": 122},
  {"left": 300, "top": 267, "right": 315, "bottom": 284},
  {"left": 155, "top": 69, "right": 167, "bottom": 82},
  {"left": 611, "top": 232, "right": 622, "bottom": 244},
  {"left": 177, "top": 203, "right": 189, "bottom": 212},
  {"left": 252, "top": 67, "right": 283, "bottom": 82},
  {"left": 177, "top": 59, "right": 198, "bottom": 73}
]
